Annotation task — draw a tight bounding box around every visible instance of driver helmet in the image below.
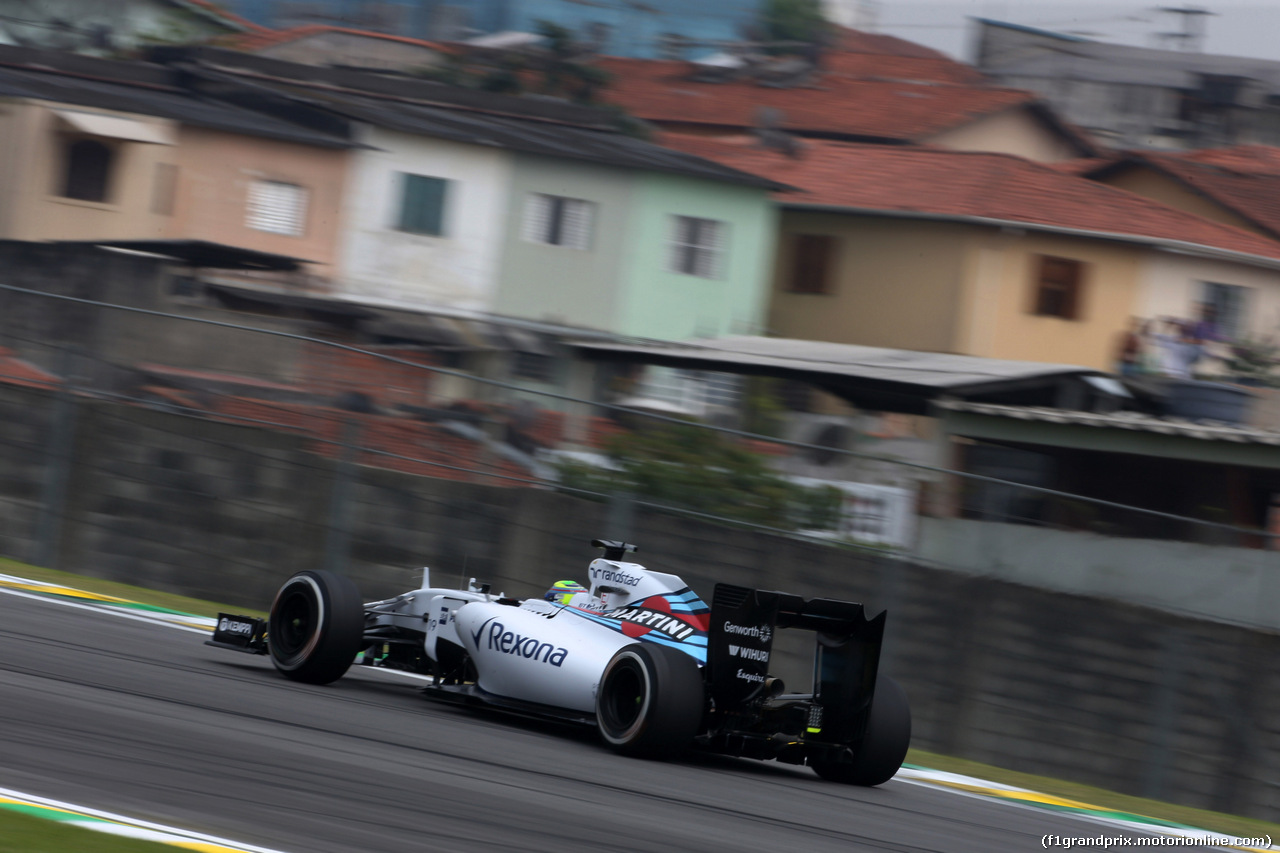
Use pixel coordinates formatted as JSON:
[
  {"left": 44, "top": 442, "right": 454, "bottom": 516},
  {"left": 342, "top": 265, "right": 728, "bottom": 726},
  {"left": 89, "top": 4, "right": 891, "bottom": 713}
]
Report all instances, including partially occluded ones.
[{"left": 544, "top": 580, "right": 587, "bottom": 606}]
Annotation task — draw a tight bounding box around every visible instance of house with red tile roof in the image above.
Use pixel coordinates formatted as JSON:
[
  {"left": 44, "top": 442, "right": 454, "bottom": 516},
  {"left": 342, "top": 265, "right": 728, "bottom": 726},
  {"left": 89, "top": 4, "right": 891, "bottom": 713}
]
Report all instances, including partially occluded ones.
[
  {"left": 596, "top": 28, "right": 1098, "bottom": 164},
  {"left": 1081, "top": 145, "right": 1280, "bottom": 340},
  {"left": 657, "top": 134, "right": 1280, "bottom": 372},
  {"left": 1084, "top": 146, "right": 1280, "bottom": 241}
]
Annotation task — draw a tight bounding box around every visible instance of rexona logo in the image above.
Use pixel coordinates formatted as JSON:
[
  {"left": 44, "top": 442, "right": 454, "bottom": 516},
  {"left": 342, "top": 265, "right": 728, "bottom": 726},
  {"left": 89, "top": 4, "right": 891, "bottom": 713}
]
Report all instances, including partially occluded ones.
[
  {"left": 218, "top": 618, "right": 254, "bottom": 636},
  {"left": 481, "top": 620, "right": 568, "bottom": 667},
  {"left": 590, "top": 565, "right": 641, "bottom": 587},
  {"left": 722, "top": 622, "right": 773, "bottom": 644},
  {"left": 728, "top": 644, "right": 770, "bottom": 662},
  {"left": 604, "top": 607, "right": 697, "bottom": 641}
]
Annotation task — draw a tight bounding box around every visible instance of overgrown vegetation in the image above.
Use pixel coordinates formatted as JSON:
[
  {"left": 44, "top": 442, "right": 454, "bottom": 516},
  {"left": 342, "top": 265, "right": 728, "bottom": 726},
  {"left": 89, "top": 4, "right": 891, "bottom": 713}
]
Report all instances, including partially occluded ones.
[
  {"left": 1224, "top": 337, "right": 1280, "bottom": 386},
  {"left": 555, "top": 422, "right": 843, "bottom": 531},
  {"left": 751, "top": 0, "right": 833, "bottom": 54},
  {"left": 420, "top": 21, "right": 614, "bottom": 105}
]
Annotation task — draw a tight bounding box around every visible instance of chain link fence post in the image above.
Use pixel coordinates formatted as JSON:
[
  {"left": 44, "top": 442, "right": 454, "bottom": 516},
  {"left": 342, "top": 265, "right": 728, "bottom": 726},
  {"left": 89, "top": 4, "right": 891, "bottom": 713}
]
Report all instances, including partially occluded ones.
[
  {"left": 31, "top": 348, "right": 78, "bottom": 570},
  {"left": 322, "top": 418, "right": 361, "bottom": 577}
]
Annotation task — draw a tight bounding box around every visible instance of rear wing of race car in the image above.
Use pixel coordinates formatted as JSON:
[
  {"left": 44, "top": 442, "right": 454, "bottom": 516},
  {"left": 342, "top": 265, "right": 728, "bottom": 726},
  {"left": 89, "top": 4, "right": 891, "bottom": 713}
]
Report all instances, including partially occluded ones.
[{"left": 706, "top": 583, "right": 885, "bottom": 745}]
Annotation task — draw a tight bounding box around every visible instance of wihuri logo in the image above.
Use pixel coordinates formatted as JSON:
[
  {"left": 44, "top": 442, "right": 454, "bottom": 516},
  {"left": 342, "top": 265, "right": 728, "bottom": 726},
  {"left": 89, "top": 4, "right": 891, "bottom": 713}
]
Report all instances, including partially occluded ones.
[
  {"left": 481, "top": 620, "right": 568, "bottom": 667},
  {"left": 728, "top": 644, "right": 769, "bottom": 662}
]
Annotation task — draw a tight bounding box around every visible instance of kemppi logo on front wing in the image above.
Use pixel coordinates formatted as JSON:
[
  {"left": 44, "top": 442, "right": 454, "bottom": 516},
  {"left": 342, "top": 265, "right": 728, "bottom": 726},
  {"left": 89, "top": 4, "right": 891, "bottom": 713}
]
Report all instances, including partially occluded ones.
[
  {"left": 217, "top": 618, "right": 254, "bottom": 636},
  {"left": 472, "top": 618, "right": 568, "bottom": 667}
]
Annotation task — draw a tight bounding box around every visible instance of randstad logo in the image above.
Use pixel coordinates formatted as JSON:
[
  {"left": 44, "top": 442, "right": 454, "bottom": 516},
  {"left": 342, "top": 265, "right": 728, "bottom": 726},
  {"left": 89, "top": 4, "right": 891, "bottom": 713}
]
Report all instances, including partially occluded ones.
[
  {"left": 591, "top": 566, "right": 641, "bottom": 587},
  {"left": 485, "top": 621, "right": 568, "bottom": 667}
]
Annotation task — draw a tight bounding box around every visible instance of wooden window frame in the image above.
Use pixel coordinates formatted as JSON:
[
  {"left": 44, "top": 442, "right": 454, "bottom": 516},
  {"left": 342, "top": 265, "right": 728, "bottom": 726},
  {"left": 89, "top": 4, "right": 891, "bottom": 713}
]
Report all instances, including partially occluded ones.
[
  {"left": 61, "top": 137, "right": 114, "bottom": 202},
  {"left": 788, "top": 233, "right": 836, "bottom": 294},
  {"left": 1031, "top": 255, "right": 1085, "bottom": 320}
]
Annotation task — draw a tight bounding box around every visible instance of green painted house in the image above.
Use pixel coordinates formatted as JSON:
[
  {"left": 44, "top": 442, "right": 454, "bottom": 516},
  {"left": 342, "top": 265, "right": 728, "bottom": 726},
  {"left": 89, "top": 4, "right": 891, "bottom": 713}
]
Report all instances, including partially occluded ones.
[{"left": 494, "top": 151, "right": 781, "bottom": 341}]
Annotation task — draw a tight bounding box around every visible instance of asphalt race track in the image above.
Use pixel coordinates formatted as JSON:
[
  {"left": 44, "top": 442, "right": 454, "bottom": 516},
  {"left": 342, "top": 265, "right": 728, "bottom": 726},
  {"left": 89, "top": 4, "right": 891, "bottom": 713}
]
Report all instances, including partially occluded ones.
[{"left": 0, "top": 593, "right": 1159, "bottom": 853}]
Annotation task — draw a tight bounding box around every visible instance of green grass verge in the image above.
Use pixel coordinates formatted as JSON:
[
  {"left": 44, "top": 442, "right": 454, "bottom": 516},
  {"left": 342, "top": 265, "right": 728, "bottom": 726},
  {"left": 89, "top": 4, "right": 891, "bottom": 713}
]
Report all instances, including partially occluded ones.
[
  {"left": 907, "top": 749, "right": 1279, "bottom": 842},
  {"left": 0, "top": 557, "right": 266, "bottom": 620},
  {"left": 2, "top": 557, "right": 1276, "bottom": 845},
  {"left": 0, "top": 808, "right": 179, "bottom": 853}
]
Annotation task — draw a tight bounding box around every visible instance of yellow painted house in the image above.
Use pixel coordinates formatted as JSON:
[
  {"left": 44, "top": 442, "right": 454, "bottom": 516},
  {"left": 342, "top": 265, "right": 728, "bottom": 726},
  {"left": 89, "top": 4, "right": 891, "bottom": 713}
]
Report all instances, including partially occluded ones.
[{"left": 660, "top": 136, "right": 1280, "bottom": 373}]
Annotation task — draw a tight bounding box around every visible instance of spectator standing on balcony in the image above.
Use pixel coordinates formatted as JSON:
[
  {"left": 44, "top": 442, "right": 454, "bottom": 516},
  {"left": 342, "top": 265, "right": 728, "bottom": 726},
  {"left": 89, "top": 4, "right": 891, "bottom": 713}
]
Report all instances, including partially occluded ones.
[
  {"left": 1115, "top": 316, "right": 1150, "bottom": 376},
  {"left": 1152, "top": 318, "right": 1203, "bottom": 379},
  {"left": 1191, "top": 302, "right": 1221, "bottom": 343}
]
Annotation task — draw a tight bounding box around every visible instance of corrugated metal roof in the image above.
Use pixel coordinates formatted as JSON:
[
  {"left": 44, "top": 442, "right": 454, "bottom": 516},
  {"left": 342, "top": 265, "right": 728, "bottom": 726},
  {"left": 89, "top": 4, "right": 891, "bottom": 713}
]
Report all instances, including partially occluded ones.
[
  {"left": 938, "top": 400, "right": 1280, "bottom": 445},
  {"left": 231, "top": 76, "right": 789, "bottom": 189},
  {"left": 571, "top": 335, "right": 1101, "bottom": 390},
  {"left": 0, "top": 62, "right": 359, "bottom": 149}
]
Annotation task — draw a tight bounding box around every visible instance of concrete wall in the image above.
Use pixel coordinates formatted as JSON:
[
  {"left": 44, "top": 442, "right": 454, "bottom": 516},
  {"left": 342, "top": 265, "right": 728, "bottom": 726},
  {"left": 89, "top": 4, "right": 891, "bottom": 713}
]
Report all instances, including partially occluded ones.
[
  {"left": 1, "top": 383, "right": 1277, "bottom": 821},
  {"left": 0, "top": 241, "right": 308, "bottom": 384},
  {"left": 917, "top": 517, "right": 1280, "bottom": 632}
]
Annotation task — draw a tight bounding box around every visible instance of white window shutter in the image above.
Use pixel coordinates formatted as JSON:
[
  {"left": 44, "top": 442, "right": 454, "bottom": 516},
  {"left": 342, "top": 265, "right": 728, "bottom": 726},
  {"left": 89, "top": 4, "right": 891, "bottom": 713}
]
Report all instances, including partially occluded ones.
[
  {"left": 668, "top": 215, "right": 686, "bottom": 272},
  {"left": 562, "top": 199, "right": 593, "bottom": 250},
  {"left": 704, "top": 220, "right": 725, "bottom": 279},
  {"left": 246, "top": 180, "right": 307, "bottom": 236},
  {"left": 523, "top": 193, "right": 551, "bottom": 243}
]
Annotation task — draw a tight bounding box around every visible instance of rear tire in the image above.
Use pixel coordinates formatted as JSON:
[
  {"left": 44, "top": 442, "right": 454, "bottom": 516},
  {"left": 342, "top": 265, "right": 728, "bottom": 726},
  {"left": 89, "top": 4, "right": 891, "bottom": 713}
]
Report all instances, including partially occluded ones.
[
  {"left": 811, "top": 675, "right": 911, "bottom": 786},
  {"left": 268, "top": 570, "right": 364, "bottom": 685},
  {"left": 596, "top": 644, "right": 704, "bottom": 759}
]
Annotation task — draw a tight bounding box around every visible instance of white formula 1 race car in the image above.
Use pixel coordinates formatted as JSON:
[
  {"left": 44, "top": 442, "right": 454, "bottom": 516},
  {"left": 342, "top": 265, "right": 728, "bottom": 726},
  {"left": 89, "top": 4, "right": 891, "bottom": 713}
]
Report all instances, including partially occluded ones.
[{"left": 209, "top": 539, "right": 911, "bottom": 785}]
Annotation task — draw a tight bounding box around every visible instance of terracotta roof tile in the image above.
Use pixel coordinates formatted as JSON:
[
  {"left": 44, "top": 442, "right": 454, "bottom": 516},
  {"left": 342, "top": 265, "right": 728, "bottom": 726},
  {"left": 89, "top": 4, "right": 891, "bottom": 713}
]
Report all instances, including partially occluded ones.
[
  {"left": 598, "top": 56, "right": 1036, "bottom": 141},
  {"left": 1106, "top": 146, "right": 1280, "bottom": 240},
  {"left": 657, "top": 135, "right": 1280, "bottom": 263},
  {"left": 1184, "top": 144, "right": 1280, "bottom": 174},
  {"left": 828, "top": 26, "right": 959, "bottom": 60}
]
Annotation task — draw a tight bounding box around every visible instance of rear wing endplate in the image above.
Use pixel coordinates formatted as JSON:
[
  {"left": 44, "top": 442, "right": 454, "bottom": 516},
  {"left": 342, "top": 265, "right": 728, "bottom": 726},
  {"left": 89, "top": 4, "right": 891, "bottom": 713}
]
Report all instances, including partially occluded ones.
[{"left": 707, "top": 583, "right": 885, "bottom": 743}]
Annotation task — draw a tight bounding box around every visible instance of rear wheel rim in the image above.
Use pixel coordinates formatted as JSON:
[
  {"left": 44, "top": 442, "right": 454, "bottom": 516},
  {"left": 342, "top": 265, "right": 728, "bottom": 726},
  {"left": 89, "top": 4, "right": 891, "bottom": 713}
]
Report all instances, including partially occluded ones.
[{"left": 600, "top": 655, "right": 649, "bottom": 741}]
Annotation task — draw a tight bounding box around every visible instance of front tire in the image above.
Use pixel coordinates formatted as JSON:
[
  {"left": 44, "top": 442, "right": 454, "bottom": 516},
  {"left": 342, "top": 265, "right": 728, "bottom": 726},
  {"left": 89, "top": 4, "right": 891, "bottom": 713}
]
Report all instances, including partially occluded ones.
[
  {"left": 811, "top": 675, "right": 911, "bottom": 786},
  {"left": 268, "top": 570, "right": 364, "bottom": 685},
  {"left": 596, "top": 644, "right": 704, "bottom": 759}
]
